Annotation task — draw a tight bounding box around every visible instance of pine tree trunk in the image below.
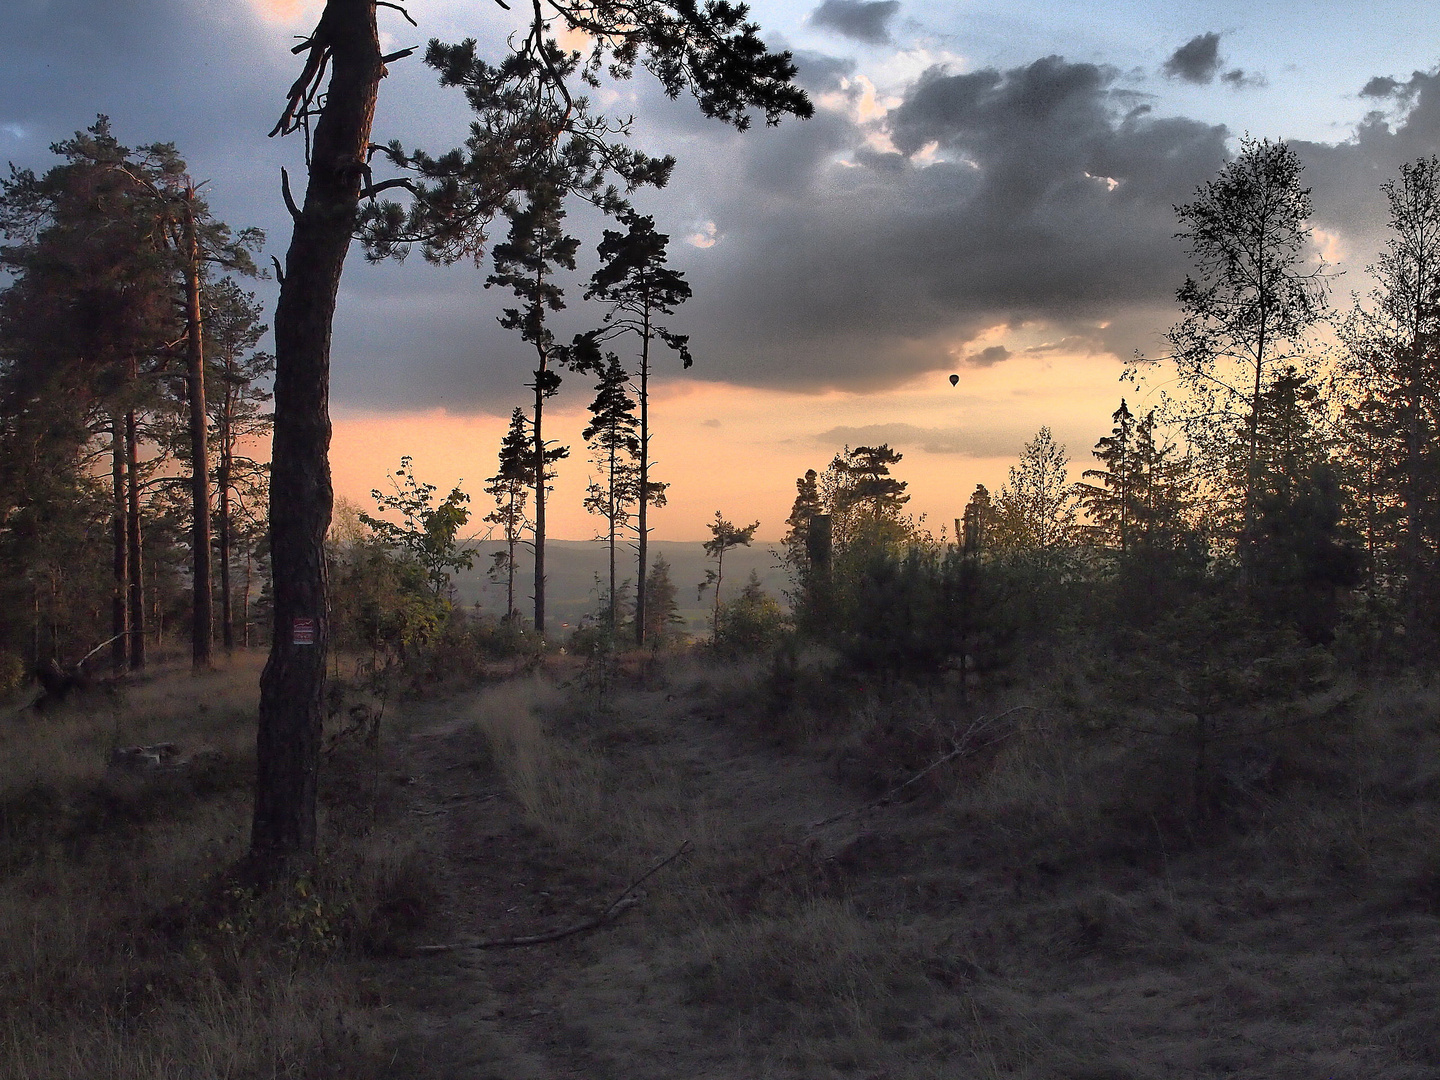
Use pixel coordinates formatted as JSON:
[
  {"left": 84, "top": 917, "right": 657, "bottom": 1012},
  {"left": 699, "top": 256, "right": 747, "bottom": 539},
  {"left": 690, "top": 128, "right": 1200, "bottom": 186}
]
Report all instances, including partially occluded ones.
[
  {"left": 252, "top": 0, "right": 381, "bottom": 875},
  {"left": 111, "top": 413, "right": 129, "bottom": 674},
  {"left": 183, "top": 189, "right": 214, "bottom": 669},
  {"left": 243, "top": 548, "right": 253, "bottom": 649},
  {"left": 533, "top": 360, "right": 548, "bottom": 640},
  {"left": 125, "top": 406, "right": 146, "bottom": 670},
  {"left": 505, "top": 497, "right": 517, "bottom": 619},
  {"left": 219, "top": 372, "right": 236, "bottom": 654},
  {"left": 635, "top": 323, "right": 650, "bottom": 645},
  {"left": 608, "top": 438, "right": 618, "bottom": 630},
  {"left": 219, "top": 445, "right": 234, "bottom": 654}
]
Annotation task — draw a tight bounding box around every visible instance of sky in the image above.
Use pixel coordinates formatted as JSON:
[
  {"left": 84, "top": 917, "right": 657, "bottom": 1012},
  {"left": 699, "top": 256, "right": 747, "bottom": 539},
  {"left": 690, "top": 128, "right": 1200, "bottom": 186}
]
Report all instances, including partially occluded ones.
[{"left": 4, "top": 0, "right": 1440, "bottom": 540}]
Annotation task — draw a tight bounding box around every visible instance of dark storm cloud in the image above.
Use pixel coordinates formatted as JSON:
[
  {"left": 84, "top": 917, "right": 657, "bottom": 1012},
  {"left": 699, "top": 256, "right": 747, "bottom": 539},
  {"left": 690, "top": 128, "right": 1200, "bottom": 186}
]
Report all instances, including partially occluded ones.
[
  {"left": 648, "top": 54, "right": 1230, "bottom": 392},
  {"left": 12, "top": 4, "right": 1436, "bottom": 414},
  {"left": 809, "top": 0, "right": 901, "bottom": 46},
  {"left": 598, "top": 52, "right": 1438, "bottom": 399},
  {"left": 1292, "top": 66, "right": 1440, "bottom": 251},
  {"left": 1163, "top": 33, "right": 1223, "bottom": 84}
]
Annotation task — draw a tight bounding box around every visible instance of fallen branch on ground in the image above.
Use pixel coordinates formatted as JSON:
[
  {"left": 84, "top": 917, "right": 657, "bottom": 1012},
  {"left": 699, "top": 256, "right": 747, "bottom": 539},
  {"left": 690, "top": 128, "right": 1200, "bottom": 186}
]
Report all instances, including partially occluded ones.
[
  {"left": 411, "top": 840, "right": 692, "bottom": 954},
  {"left": 808, "top": 705, "right": 1036, "bottom": 829}
]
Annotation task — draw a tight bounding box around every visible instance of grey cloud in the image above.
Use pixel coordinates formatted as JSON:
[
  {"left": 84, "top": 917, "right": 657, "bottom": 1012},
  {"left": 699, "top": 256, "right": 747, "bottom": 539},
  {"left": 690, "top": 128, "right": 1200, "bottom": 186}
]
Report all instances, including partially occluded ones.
[
  {"left": 809, "top": 0, "right": 901, "bottom": 45},
  {"left": 1362, "top": 76, "right": 1403, "bottom": 99},
  {"left": 330, "top": 51, "right": 1440, "bottom": 411},
  {"left": 961, "top": 345, "right": 1011, "bottom": 367},
  {"left": 657, "top": 55, "right": 1228, "bottom": 391},
  {"left": 815, "top": 423, "right": 1020, "bottom": 457},
  {"left": 791, "top": 50, "right": 859, "bottom": 93},
  {"left": 18, "top": 6, "right": 1434, "bottom": 417},
  {"left": 1163, "top": 33, "right": 1223, "bottom": 84},
  {"left": 1359, "top": 70, "right": 1429, "bottom": 104},
  {"left": 1220, "top": 68, "right": 1266, "bottom": 90}
]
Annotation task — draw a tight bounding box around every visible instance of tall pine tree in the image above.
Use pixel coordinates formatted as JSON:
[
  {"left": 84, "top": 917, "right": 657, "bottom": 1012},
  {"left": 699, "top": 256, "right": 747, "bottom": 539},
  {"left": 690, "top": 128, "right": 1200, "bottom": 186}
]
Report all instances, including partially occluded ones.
[
  {"left": 581, "top": 353, "right": 642, "bottom": 630},
  {"left": 486, "top": 181, "right": 578, "bottom": 639},
  {"left": 586, "top": 209, "right": 692, "bottom": 644}
]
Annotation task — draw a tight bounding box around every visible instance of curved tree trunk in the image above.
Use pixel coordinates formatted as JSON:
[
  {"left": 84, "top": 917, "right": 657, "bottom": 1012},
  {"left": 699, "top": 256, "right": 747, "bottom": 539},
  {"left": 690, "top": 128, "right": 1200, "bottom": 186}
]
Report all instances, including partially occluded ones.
[{"left": 251, "top": 0, "right": 381, "bottom": 875}]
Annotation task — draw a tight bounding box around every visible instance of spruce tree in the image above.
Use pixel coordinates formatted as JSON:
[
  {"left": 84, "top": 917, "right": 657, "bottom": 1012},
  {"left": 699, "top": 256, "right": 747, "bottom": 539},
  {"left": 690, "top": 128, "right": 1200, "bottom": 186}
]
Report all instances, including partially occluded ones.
[
  {"left": 961, "top": 484, "right": 993, "bottom": 554},
  {"left": 483, "top": 408, "right": 533, "bottom": 622},
  {"left": 1076, "top": 400, "right": 1137, "bottom": 551},
  {"left": 642, "top": 553, "right": 683, "bottom": 644}
]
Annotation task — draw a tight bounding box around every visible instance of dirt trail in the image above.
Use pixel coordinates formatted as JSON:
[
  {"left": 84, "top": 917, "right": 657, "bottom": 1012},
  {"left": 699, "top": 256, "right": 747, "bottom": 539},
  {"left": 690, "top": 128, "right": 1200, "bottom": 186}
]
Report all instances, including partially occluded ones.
[
  {"left": 365, "top": 670, "right": 1440, "bottom": 1080},
  {"left": 370, "top": 672, "right": 864, "bottom": 1080}
]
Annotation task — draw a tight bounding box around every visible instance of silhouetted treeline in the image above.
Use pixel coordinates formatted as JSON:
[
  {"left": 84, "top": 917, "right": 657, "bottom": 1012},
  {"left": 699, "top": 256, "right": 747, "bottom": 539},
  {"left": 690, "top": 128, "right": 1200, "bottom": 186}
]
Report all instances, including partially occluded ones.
[{"left": 780, "top": 145, "right": 1440, "bottom": 693}]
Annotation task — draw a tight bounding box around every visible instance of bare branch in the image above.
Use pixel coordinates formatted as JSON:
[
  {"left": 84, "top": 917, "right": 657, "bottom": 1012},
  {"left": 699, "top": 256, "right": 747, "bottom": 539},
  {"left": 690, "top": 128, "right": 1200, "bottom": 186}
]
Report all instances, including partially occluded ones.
[
  {"left": 410, "top": 840, "right": 691, "bottom": 954},
  {"left": 280, "top": 168, "right": 302, "bottom": 222},
  {"left": 808, "top": 706, "right": 1036, "bottom": 829},
  {"left": 270, "top": 255, "right": 285, "bottom": 285},
  {"left": 359, "top": 177, "right": 416, "bottom": 200},
  {"left": 375, "top": 1, "right": 418, "bottom": 27},
  {"left": 381, "top": 47, "right": 417, "bottom": 64}
]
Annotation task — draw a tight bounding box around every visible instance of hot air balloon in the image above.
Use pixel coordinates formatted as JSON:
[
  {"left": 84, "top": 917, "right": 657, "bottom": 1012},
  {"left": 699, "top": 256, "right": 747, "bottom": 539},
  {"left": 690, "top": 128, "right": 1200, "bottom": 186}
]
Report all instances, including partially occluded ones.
[{"left": 949, "top": 374, "right": 959, "bottom": 386}]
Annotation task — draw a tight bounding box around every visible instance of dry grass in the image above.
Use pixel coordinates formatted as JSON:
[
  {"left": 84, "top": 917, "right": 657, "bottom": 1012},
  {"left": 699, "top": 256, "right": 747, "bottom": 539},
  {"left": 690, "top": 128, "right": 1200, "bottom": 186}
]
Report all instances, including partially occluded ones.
[
  {"left": 445, "top": 656, "right": 1440, "bottom": 1078},
  {"left": 0, "top": 653, "right": 431, "bottom": 1080}
]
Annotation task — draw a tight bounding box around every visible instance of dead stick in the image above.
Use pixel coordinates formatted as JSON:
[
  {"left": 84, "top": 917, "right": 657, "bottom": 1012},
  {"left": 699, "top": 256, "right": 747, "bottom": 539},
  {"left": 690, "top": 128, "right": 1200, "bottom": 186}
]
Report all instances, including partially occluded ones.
[
  {"left": 808, "top": 706, "right": 1035, "bottom": 829},
  {"left": 411, "top": 840, "right": 692, "bottom": 954}
]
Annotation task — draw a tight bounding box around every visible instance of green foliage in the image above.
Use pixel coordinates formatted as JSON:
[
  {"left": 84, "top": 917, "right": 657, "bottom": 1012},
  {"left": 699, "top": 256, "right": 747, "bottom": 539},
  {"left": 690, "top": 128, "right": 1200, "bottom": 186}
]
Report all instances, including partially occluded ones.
[
  {"left": 359, "top": 456, "right": 477, "bottom": 597},
  {"left": 1163, "top": 136, "right": 1329, "bottom": 549},
  {"left": 642, "top": 554, "right": 685, "bottom": 645},
  {"left": 330, "top": 539, "right": 450, "bottom": 663},
  {"left": 827, "top": 542, "right": 1014, "bottom": 684},
  {"left": 715, "top": 571, "right": 788, "bottom": 655},
  {"left": 483, "top": 408, "right": 533, "bottom": 620},
  {"left": 1334, "top": 155, "right": 1440, "bottom": 635},
  {"left": 357, "top": 10, "right": 810, "bottom": 265},
  {"left": 699, "top": 512, "right": 760, "bottom": 642},
  {"left": 991, "top": 426, "right": 1077, "bottom": 552}
]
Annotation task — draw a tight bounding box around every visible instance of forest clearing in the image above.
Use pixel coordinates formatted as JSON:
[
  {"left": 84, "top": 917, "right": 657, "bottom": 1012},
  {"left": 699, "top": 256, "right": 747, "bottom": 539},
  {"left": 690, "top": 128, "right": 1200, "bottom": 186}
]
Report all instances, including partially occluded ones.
[
  {"left": 7, "top": 1, "right": 1440, "bottom": 1076},
  {"left": 3, "top": 648, "right": 1438, "bottom": 1078}
]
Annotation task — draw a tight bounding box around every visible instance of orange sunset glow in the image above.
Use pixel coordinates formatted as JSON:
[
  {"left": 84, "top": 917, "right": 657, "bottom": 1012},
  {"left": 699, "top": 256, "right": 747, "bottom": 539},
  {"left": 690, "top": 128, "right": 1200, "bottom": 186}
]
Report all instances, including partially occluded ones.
[{"left": 331, "top": 348, "right": 1130, "bottom": 542}]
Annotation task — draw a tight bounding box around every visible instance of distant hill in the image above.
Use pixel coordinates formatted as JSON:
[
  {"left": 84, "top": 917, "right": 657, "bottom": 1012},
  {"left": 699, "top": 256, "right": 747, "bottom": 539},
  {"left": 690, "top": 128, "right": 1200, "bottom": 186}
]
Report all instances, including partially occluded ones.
[{"left": 452, "top": 540, "right": 793, "bottom": 637}]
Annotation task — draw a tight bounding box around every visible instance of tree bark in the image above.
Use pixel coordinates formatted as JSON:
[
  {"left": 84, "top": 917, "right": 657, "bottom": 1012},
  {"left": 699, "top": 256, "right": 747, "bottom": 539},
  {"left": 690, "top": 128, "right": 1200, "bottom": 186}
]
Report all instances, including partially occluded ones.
[
  {"left": 251, "top": 0, "right": 381, "bottom": 874},
  {"left": 218, "top": 354, "right": 236, "bottom": 654},
  {"left": 183, "top": 187, "right": 215, "bottom": 669},
  {"left": 533, "top": 363, "right": 548, "bottom": 640},
  {"left": 219, "top": 433, "right": 234, "bottom": 654},
  {"left": 125, "top": 404, "right": 146, "bottom": 670},
  {"left": 635, "top": 309, "right": 650, "bottom": 646},
  {"left": 111, "top": 413, "right": 129, "bottom": 674}
]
